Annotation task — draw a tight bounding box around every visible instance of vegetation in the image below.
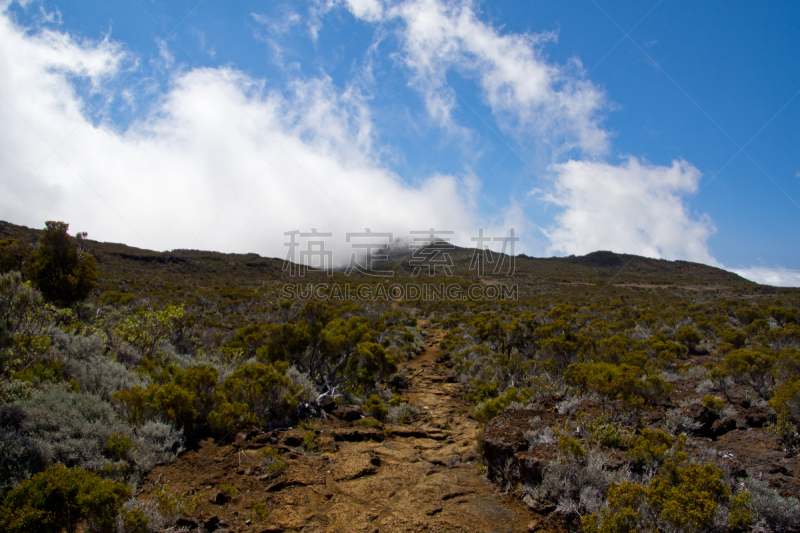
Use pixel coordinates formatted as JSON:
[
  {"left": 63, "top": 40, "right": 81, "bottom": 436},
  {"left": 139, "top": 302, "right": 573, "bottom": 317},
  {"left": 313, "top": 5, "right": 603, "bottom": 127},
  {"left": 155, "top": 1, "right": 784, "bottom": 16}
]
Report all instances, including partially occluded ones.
[{"left": 1, "top": 219, "right": 799, "bottom": 529}]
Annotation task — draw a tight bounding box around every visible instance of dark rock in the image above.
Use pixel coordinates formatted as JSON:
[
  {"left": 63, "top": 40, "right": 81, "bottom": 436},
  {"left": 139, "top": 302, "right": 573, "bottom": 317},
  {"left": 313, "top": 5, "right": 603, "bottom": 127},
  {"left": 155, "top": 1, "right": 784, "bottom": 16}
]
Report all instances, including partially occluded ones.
[
  {"left": 712, "top": 417, "right": 737, "bottom": 438},
  {"left": 278, "top": 428, "right": 308, "bottom": 447},
  {"left": 682, "top": 403, "right": 719, "bottom": 438},
  {"left": 328, "top": 427, "right": 383, "bottom": 442},
  {"left": 176, "top": 517, "right": 199, "bottom": 529},
  {"left": 204, "top": 516, "right": 221, "bottom": 532},
  {"left": 745, "top": 405, "right": 776, "bottom": 428},
  {"left": 320, "top": 399, "right": 337, "bottom": 413},
  {"left": 208, "top": 491, "right": 230, "bottom": 505},
  {"left": 515, "top": 451, "right": 551, "bottom": 485},
  {"left": 388, "top": 373, "right": 408, "bottom": 389},
  {"left": 333, "top": 404, "right": 363, "bottom": 422},
  {"left": 385, "top": 426, "right": 447, "bottom": 440}
]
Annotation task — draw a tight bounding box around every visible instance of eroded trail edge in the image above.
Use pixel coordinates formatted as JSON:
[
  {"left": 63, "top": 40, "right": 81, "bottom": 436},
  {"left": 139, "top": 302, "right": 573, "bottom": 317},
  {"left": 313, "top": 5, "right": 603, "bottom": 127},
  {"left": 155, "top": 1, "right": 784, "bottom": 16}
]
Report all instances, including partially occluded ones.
[{"left": 143, "top": 323, "right": 536, "bottom": 532}]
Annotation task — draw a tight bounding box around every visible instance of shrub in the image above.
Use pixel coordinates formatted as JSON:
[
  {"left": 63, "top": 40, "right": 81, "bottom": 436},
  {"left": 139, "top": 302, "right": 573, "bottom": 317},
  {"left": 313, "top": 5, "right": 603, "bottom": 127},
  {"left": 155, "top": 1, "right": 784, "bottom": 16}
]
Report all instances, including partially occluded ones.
[
  {"left": 771, "top": 377, "right": 800, "bottom": 424},
  {"left": 701, "top": 394, "right": 725, "bottom": 413},
  {"left": 584, "top": 459, "right": 730, "bottom": 533},
  {"left": 0, "top": 271, "right": 52, "bottom": 377},
  {"left": 675, "top": 326, "right": 702, "bottom": 351},
  {"left": 627, "top": 429, "right": 678, "bottom": 467},
  {"left": 260, "top": 447, "right": 287, "bottom": 474},
  {"left": 473, "top": 387, "right": 531, "bottom": 423},
  {"left": 743, "top": 476, "right": 800, "bottom": 532},
  {"left": 582, "top": 418, "right": 633, "bottom": 449},
  {"left": 718, "top": 348, "right": 778, "bottom": 400},
  {"left": 524, "top": 450, "right": 611, "bottom": 516},
  {"left": 302, "top": 431, "right": 318, "bottom": 453},
  {"left": 359, "top": 417, "right": 381, "bottom": 428},
  {"left": 558, "top": 435, "right": 586, "bottom": 460},
  {"left": 209, "top": 362, "right": 300, "bottom": 433},
  {"left": 114, "top": 382, "right": 197, "bottom": 430},
  {"left": 252, "top": 502, "right": 269, "bottom": 521},
  {"left": 387, "top": 403, "right": 420, "bottom": 424},
  {"left": 118, "top": 498, "right": 168, "bottom": 533},
  {"left": 134, "top": 421, "right": 184, "bottom": 472},
  {"left": 218, "top": 483, "right": 239, "bottom": 495},
  {"left": 120, "top": 507, "right": 149, "bottom": 533},
  {"left": 146, "top": 478, "right": 199, "bottom": 523},
  {"left": 14, "top": 388, "right": 133, "bottom": 473},
  {"left": 50, "top": 329, "right": 145, "bottom": 400},
  {"left": 0, "top": 428, "right": 48, "bottom": 497},
  {"left": 363, "top": 394, "right": 388, "bottom": 421},
  {"left": 647, "top": 460, "right": 729, "bottom": 531},
  {"left": 0, "top": 463, "right": 129, "bottom": 533},
  {"left": 106, "top": 432, "right": 134, "bottom": 461}
]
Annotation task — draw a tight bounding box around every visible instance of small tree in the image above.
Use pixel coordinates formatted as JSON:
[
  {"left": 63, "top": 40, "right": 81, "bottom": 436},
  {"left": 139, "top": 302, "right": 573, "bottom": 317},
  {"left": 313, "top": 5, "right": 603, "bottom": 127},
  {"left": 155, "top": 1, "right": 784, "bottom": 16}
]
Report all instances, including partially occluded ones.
[{"left": 24, "top": 222, "right": 98, "bottom": 306}]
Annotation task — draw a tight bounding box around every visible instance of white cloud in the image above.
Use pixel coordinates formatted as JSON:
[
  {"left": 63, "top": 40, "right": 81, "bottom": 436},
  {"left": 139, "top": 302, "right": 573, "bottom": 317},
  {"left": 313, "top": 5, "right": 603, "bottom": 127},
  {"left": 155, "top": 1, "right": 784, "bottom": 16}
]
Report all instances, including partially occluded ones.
[
  {"left": 0, "top": 9, "right": 483, "bottom": 262},
  {"left": 341, "top": 0, "right": 610, "bottom": 156},
  {"left": 542, "top": 157, "right": 718, "bottom": 264},
  {"left": 732, "top": 267, "right": 800, "bottom": 287},
  {"left": 344, "top": 0, "right": 384, "bottom": 22}
]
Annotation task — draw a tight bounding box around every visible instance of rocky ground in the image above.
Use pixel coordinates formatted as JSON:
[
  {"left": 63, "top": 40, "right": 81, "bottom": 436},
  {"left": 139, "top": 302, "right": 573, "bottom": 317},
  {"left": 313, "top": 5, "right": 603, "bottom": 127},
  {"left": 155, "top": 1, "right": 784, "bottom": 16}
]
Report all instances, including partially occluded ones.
[{"left": 140, "top": 323, "right": 540, "bottom": 533}]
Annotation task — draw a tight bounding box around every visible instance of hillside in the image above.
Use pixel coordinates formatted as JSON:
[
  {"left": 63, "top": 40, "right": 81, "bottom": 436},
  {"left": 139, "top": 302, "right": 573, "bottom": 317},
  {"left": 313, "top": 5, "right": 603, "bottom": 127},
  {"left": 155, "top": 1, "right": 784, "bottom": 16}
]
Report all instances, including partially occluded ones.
[
  {"left": 2, "top": 219, "right": 800, "bottom": 533},
  {"left": 0, "top": 221, "right": 757, "bottom": 296}
]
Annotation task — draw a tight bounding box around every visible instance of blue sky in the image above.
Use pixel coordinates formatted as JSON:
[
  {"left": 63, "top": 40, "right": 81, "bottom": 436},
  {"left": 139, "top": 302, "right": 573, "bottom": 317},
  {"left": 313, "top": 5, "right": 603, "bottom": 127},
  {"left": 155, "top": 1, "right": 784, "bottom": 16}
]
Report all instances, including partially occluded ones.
[{"left": 0, "top": 0, "right": 798, "bottom": 285}]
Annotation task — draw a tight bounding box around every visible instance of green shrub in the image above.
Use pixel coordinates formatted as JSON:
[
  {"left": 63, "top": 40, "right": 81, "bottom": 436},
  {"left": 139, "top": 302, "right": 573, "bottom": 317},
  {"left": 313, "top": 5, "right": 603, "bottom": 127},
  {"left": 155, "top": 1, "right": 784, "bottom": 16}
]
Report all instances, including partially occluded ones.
[
  {"left": 627, "top": 429, "right": 677, "bottom": 467},
  {"left": 260, "top": 447, "right": 287, "bottom": 474},
  {"left": 302, "top": 432, "right": 318, "bottom": 453},
  {"left": 557, "top": 435, "right": 585, "bottom": 460},
  {"left": 0, "top": 463, "right": 129, "bottom": 533},
  {"left": 701, "top": 394, "right": 725, "bottom": 413},
  {"left": 473, "top": 387, "right": 531, "bottom": 423},
  {"left": 147, "top": 479, "right": 199, "bottom": 521},
  {"left": 582, "top": 418, "right": 633, "bottom": 448},
  {"left": 584, "top": 459, "right": 730, "bottom": 533},
  {"left": 209, "top": 362, "right": 300, "bottom": 434},
  {"left": 218, "top": 483, "right": 239, "bottom": 495},
  {"left": 106, "top": 432, "right": 134, "bottom": 460},
  {"left": 120, "top": 508, "right": 149, "bottom": 533},
  {"left": 252, "top": 501, "right": 269, "bottom": 521},
  {"left": 675, "top": 326, "right": 702, "bottom": 351},
  {"left": 363, "top": 394, "right": 388, "bottom": 422},
  {"left": 717, "top": 348, "right": 777, "bottom": 400},
  {"left": 359, "top": 417, "right": 381, "bottom": 428}
]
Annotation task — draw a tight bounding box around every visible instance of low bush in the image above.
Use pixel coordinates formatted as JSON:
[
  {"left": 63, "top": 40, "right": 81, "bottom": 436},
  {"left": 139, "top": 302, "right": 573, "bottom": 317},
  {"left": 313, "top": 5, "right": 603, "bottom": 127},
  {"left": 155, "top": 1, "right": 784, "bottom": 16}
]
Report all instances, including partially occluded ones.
[
  {"left": 0, "top": 463, "right": 129, "bottom": 533},
  {"left": 363, "top": 394, "right": 388, "bottom": 421}
]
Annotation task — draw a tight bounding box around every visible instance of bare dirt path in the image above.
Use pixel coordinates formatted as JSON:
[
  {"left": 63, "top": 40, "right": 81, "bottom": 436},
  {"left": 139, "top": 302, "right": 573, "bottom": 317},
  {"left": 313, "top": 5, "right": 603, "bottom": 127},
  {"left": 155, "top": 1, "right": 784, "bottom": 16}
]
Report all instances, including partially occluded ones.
[{"left": 143, "top": 323, "right": 536, "bottom": 532}]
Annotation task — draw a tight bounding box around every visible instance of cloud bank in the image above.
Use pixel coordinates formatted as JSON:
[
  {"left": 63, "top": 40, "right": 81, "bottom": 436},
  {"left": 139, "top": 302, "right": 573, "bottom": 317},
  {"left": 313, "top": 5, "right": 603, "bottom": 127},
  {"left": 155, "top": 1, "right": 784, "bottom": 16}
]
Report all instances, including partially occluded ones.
[{"left": 0, "top": 7, "right": 487, "bottom": 261}]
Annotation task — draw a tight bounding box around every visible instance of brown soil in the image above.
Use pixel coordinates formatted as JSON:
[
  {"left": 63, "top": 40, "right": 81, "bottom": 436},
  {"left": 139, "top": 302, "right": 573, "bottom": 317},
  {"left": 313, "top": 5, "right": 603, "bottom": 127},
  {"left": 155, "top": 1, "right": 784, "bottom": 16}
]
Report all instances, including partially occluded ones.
[{"left": 140, "top": 323, "right": 538, "bottom": 532}]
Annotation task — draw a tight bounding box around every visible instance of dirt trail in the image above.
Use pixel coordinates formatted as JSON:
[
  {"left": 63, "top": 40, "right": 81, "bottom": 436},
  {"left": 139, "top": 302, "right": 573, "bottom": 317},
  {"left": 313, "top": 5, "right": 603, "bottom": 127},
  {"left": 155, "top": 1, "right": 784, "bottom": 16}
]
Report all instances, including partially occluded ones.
[{"left": 143, "top": 323, "right": 536, "bottom": 532}]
